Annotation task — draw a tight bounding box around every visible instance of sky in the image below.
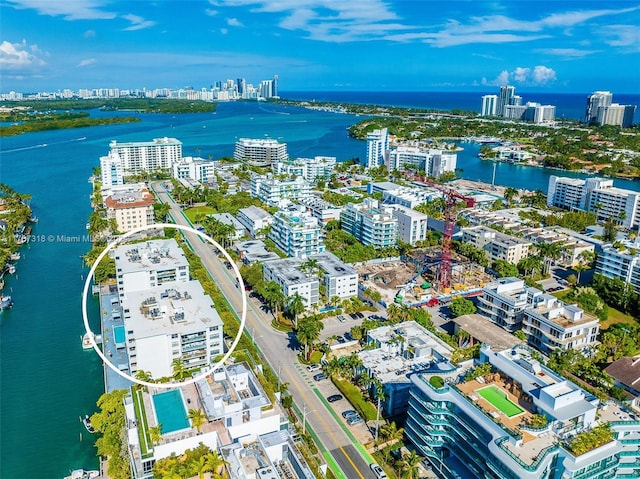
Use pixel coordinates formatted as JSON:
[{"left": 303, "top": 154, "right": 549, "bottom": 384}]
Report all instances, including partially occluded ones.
[{"left": 1, "top": 0, "right": 639, "bottom": 93}]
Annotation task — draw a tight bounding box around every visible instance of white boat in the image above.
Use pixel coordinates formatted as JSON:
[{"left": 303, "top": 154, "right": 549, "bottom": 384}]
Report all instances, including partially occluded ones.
[
  {"left": 0, "top": 295, "right": 13, "bottom": 310},
  {"left": 7, "top": 264, "right": 16, "bottom": 274},
  {"left": 9, "top": 252, "right": 20, "bottom": 261},
  {"left": 64, "top": 470, "right": 99, "bottom": 479},
  {"left": 80, "top": 414, "right": 96, "bottom": 434},
  {"left": 82, "top": 332, "right": 102, "bottom": 349}
]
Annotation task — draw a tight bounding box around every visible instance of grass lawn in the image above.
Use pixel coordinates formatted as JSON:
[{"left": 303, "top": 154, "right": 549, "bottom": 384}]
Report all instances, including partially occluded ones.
[
  {"left": 552, "top": 289, "right": 636, "bottom": 330},
  {"left": 183, "top": 205, "right": 216, "bottom": 224},
  {"left": 477, "top": 385, "right": 524, "bottom": 417},
  {"left": 331, "top": 377, "right": 378, "bottom": 421}
]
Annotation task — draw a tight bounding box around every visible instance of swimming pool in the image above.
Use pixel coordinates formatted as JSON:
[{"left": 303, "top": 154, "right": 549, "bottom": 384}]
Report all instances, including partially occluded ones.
[
  {"left": 113, "top": 325, "right": 125, "bottom": 345},
  {"left": 477, "top": 385, "right": 524, "bottom": 418},
  {"left": 152, "top": 390, "right": 190, "bottom": 434}
]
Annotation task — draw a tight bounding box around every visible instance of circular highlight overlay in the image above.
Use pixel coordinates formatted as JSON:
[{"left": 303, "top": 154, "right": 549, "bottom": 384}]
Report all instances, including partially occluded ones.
[{"left": 82, "top": 223, "right": 247, "bottom": 389}]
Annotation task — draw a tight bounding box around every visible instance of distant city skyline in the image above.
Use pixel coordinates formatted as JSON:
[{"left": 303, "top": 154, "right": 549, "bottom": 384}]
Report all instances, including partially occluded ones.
[{"left": 1, "top": 1, "right": 639, "bottom": 93}]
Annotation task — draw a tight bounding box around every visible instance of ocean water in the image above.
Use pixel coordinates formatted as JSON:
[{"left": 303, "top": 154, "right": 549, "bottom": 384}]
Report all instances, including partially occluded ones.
[
  {"left": 0, "top": 96, "right": 638, "bottom": 478},
  {"left": 281, "top": 90, "right": 640, "bottom": 123}
]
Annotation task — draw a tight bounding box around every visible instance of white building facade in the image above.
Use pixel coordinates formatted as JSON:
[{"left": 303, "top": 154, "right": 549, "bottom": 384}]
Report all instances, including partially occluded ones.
[
  {"left": 234, "top": 138, "right": 288, "bottom": 166},
  {"left": 341, "top": 198, "right": 398, "bottom": 248},
  {"left": 172, "top": 156, "right": 215, "bottom": 183},
  {"left": 391, "top": 204, "right": 428, "bottom": 245},
  {"left": 269, "top": 204, "right": 324, "bottom": 258},
  {"left": 365, "top": 128, "right": 388, "bottom": 169},
  {"left": 108, "top": 137, "right": 182, "bottom": 174}
]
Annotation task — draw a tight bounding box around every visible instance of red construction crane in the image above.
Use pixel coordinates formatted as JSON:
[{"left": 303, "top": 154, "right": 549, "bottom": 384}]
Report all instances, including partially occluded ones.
[{"left": 404, "top": 172, "right": 476, "bottom": 291}]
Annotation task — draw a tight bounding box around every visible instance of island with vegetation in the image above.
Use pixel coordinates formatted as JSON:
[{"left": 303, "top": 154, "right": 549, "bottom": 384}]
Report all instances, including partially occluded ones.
[
  {"left": 0, "top": 98, "right": 216, "bottom": 137},
  {"left": 0, "top": 184, "right": 33, "bottom": 282}
]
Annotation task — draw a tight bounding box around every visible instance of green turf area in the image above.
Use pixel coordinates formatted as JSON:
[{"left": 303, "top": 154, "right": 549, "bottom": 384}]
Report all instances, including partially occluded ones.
[{"left": 477, "top": 385, "right": 524, "bottom": 417}]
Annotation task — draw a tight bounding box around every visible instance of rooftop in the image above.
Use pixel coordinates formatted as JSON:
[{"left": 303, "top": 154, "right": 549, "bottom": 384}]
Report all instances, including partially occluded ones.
[
  {"left": 113, "top": 239, "right": 188, "bottom": 275},
  {"left": 237, "top": 205, "right": 273, "bottom": 222},
  {"left": 452, "top": 314, "right": 525, "bottom": 352}
]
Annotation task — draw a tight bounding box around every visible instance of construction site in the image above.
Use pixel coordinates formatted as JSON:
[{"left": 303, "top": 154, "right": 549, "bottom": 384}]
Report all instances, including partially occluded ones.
[
  {"left": 357, "top": 171, "right": 496, "bottom": 307},
  {"left": 357, "top": 248, "right": 493, "bottom": 307}
]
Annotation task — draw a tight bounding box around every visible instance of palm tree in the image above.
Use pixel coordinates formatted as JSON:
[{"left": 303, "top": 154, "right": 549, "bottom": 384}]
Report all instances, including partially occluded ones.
[
  {"left": 287, "top": 292, "right": 307, "bottom": 327},
  {"left": 398, "top": 450, "right": 423, "bottom": 479},
  {"left": 503, "top": 187, "right": 519, "bottom": 206},
  {"left": 330, "top": 295, "right": 341, "bottom": 310},
  {"left": 148, "top": 424, "right": 163, "bottom": 445},
  {"left": 172, "top": 357, "right": 187, "bottom": 380},
  {"left": 323, "top": 357, "right": 342, "bottom": 378},
  {"left": 536, "top": 242, "right": 562, "bottom": 275},
  {"left": 296, "top": 316, "right": 324, "bottom": 360},
  {"left": 372, "top": 380, "right": 386, "bottom": 443},
  {"left": 135, "top": 370, "right": 152, "bottom": 383},
  {"left": 263, "top": 281, "right": 286, "bottom": 318},
  {"left": 187, "top": 408, "right": 207, "bottom": 433},
  {"left": 203, "top": 450, "right": 229, "bottom": 479},
  {"left": 380, "top": 421, "right": 403, "bottom": 442},
  {"left": 575, "top": 250, "right": 596, "bottom": 283},
  {"left": 301, "top": 258, "right": 320, "bottom": 276}
]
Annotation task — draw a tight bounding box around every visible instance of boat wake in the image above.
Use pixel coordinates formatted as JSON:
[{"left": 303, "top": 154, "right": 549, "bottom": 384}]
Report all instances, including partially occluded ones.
[{"left": 3, "top": 136, "right": 86, "bottom": 154}]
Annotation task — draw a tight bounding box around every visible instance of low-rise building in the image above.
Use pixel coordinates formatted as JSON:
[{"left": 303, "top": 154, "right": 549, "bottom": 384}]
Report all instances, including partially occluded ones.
[
  {"left": 250, "top": 175, "right": 311, "bottom": 206},
  {"left": 269, "top": 203, "right": 324, "bottom": 258},
  {"left": 515, "top": 226, "right": 595, "bottom": 268},
  {"left": 595, "top": 237, "right": 640, "bottom": 294},
  {"left": 298, "top": 196, "right": 342, "bottom": 223},
  {"left": 236, "top": 205, "right": 274, "bottom": 239},
  {"left": 273, "top": 156, "right": 336, "bottom": 182},
  {"left": 235, "top": 240, "right": 281, "bottom": 265},
  {"left": 522, "top": 293, "right": 600, "bottom": 355},
  {"left": 358, "top": 321, "right": 456, "bottom": 417},
  {"left": 341, "top": 198, "right": 398, "bottom": 248},
  {"left": 386, "top": 146, "right": 457, "bottom": 178},
  {"left": 263, "top": 257, "right": 319, "bottom": 307},
  {"left": 478, "top": 277, "right": 542, "bottom": 332},
  {"left": 313, "top": 251, "right": 358, "bottom": 300},
  {"left": 391, "top": 204, "right": 428, "bottom": 245},
  {"left": 172, "top": 156, "right": 215, "bottom": 183},
  {"left": 406, "top": 343, "right": 640, "bottom": 479},
  {"left": 113, "top": 239, "right": 189, "bottom": 299},
  {"left": 604, "top": 356, "right": 640, "bottom": 410},
  {"left": 122, "top": 281, "right": 224, "bottom": 378},
  {"left": 461, "top": 226, "right": 533, "bottom": 264},
  {"left": 105, "top": 188, "right": 155, "bottom": 233},
  {"left": 209, "top": 212, "right": 246, "bottom": 240}
]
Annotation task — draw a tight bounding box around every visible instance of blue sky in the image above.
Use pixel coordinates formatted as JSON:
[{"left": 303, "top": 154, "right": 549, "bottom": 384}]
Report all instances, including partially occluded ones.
[{"left": 1, "top": 0, "right": 639, "bottom": 93}]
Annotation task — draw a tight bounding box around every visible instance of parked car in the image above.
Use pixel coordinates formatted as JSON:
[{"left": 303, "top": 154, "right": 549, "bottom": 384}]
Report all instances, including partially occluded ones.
[
  {"left": 327, "top": 394, "right": 343, "bottom": 402},
  {"left": 337, "top": 315, "right": 346, "bottom": 322},
  {"left": 346, "top": 415, "right": 363, "bottom": 425},
  {"left": 349, "top": 313, "right": 358, "bottom": 320},
  {"left": 313, "top": 373, "right": 328, "bottom": 381},
  {"left": 370, "top": 463, "right": 387, "bottom": 479},
  {"left": 356, "top": 312, "right": 364, "bottom": 319},
  {"left": 336, "top": 336, "right": 346, "bottom": 344},
  {"left": 341, "top": 409, "right": 358, "bottom": 418},
  {"left": 307, "top": 364, "right": 321, "bottom": 372}
]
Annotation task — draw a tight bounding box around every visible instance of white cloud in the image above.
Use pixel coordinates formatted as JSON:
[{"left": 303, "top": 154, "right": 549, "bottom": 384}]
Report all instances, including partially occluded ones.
[
  {"left": 122, "top": 13, "right": 156, "bottom": 31},
  {"left": 532, "top": 65, "right": 556, "bottom": 85},
  {"left": 513, "top": 67, "right": 530, "bottom": 82},
  {"left": 601, "top": 24, "right": 640, "bottom": 52},
  {"left": 83, "top": 29, "right": 96, "bottom": 38},
  {"left": 220, "top": 28, "right": 228, "bottom": 35},
  {"left": 536, "top": 48, "right": 599, "bottom": 59},
  {"left": 77, "top": 58, "right": 96, "bottom": 67},
  {"left": 205, "top": 8, "right": 218, "bottom": 16},
  {"left": 226, "top": 17, "right": 243, "bottom": 27},
  {"left": 5, "top": 0, "right": 117, "bottom": 20},
  {"left": 481, "top": 65, "right": 557, "bottom": 86},
  {"left": 0, "top": 39, "right": 46, "bottom": 70}
]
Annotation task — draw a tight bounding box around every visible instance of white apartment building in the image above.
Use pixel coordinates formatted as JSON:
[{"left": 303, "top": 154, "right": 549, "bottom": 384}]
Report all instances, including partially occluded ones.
[
  {"left": 209, "top": 213, "right": 246, "bottom": 240},
  {"left": 596, "top": 237, "right": 640, "bottom": 294},
  {"left": 105, "top": 189, "right": 155, "bottom": 233},
  {"left": 250, "top": 175, "right": 311, "bottom": 206},
  {"left": 298, "top": 196, "right": 342, "bottom": 223},
  {"left": 518, "top": 227, "right": 595, "bottom": 268},
  {"left": 273, "top": 156, "right": 336, "bottom": 182},
  {"left": 522, "top": 293, "right": 600, "bottom": 355},
  {"left": 359, "top": 321, "right": 455, "bottom": 416},
  {"left": 391, "top": 204, "right": 428, "bottom": 245},
  {"left": 481, "top": 94, "right": 498, "bottom": 116},
  {"left": 100, "top": 150, "right": 125, "bottom": 186},
  {"left": 234, "top": 138, "right": 288, "bottom": 166},
  {"left": 172, "top": 156, "right": 215, "bottom": 183},
  {"left": 478, "top": 277, "right": 543, "bottom": 332},
  {"left": 588, "top": 187, "right": 640, "bottom": 229},
  {"left": 108, "top": 137, "right": 182, "bottom": 174},
  {"left": 313, "top": 251, "right": 358, "bottom": 300},
  {"left": 461, "top": 226, "right": 532, "bottom": 264},
  {"left": 586, "top": 91, "right": 636, "bottom": 127},
  {"left": 263, "top": 258, "right": 319, "bottom": 307},
  {"left": 122, "top": 281, "right": 223, "bottom": 378},
  {"left": 236, "top": 205, "right": 273, "bottom": 239},
  {"left": 586, "top": 91, "right": 613, "bottom": 124},
  {"left": 341, "top": 198, "right": 398, "bottom": 248},
  {"left": 547, "top": 175, "right": 615, "bottom": 211},
  {"left": 365, "top": 128, "right": 388, "bottom": 169},
  {"left": 386, "top": 145, "right": 457, "bottom": 178},
  {"left": 269, "top": 203, "right": 324, "bottom": 258},
  {"left": 113, "top": 239, "right": 189, "bottom": 300}
]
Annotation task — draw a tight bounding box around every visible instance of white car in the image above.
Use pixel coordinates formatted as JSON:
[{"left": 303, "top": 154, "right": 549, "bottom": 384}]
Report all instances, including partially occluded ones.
[
  {"left": 307, "top": 364, "right": 321, "bottom": 372},
  {"left": 370, "top": 463, "right": 387, "bottom": 479}
]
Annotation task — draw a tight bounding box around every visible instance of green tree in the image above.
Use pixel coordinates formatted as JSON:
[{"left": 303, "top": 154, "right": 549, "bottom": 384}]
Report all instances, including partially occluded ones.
[
  {"left": 492, "top": 259, "right": 519, "bottom": 278},
  {"left": 503, "top": 187, "right": 519, "bottom": 206},
  {"left": 149, "top": 424, "right": 163, "bottom": 445},
  {"left": 287, "top": 292, "right": 307, "bottom": 327},
  {"left": 187, "top": 408, "right": 207, "bottom": 433},
  {"left": 261, "top": 281, "right": 286, "bottom": 317},
  {"left": 172, "top": 357, "right": 187, "bottom": 380},
  {"left": 450, "top": 297, "right": 476, "bottom": 317},
  {"left": 398, "top": 450, "right": 423, "bottom": 479},
  {"left": 296, "top": 316, "right": 324, "bottom": 361}
]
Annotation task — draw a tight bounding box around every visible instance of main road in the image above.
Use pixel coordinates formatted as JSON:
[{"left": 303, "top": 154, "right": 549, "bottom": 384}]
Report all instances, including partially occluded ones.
[{"left": 152, "top": 183, "right": 377, "bottom": 479}]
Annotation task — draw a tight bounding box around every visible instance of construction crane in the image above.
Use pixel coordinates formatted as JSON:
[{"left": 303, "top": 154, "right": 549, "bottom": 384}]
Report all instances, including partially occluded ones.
[{"left": 404, "top": 172, "right": 476, "bottom": 291}]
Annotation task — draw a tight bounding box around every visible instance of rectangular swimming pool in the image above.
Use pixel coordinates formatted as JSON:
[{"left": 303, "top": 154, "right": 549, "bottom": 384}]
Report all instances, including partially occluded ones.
[
  {"left": 152, "top": 390, "right": 190, "bottom": 434},
  {"left": 477, "top": 385, "right": 524, "bottom": 417},
  {"left": 113, "top": 325, "right": 125, "bottom": 345}
]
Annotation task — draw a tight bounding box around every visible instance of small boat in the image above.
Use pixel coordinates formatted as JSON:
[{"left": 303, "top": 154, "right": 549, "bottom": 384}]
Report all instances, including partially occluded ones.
[
  {"left": 80, "top": 414, "right": 96, "bottom": 434},
  {"left": 7, "top": 264, "right": 16, "bottom": 274},
  {"left": 29, "top": 216, "right": 38, "bottom": 223},
  {"left": 82, "top": 332, "right": 102, "bottom": 349},
  {"left": 63, "top": 469, "right": 99, "bottom": 479},
  {"left": 9, "top": 252, "right": 20, "bottom": 261},
  {"left": 0, "top": 295, "right": 13, "bottom": 310}
]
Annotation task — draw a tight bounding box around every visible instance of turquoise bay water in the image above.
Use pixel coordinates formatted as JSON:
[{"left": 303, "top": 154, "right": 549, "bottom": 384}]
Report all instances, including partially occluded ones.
[{"left": 0, "top": 99, "right": 638, "bottom": 478}]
